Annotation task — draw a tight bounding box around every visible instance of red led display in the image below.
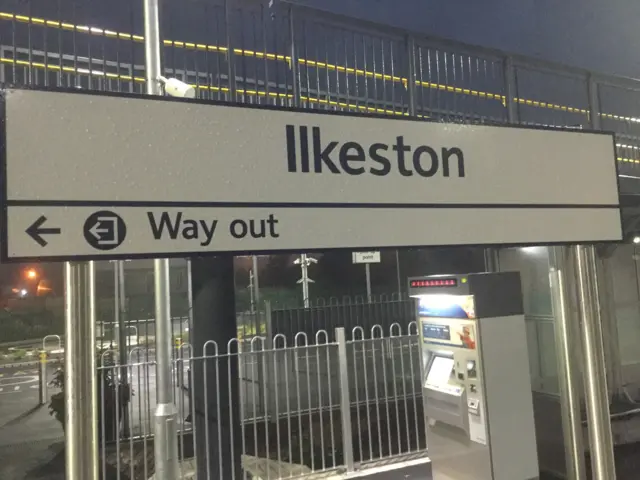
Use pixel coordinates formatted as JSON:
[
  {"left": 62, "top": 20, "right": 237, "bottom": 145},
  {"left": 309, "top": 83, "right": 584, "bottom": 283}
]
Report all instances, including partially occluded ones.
[{"left": 410, "top": 279, "right": 458, "bottom": 288}]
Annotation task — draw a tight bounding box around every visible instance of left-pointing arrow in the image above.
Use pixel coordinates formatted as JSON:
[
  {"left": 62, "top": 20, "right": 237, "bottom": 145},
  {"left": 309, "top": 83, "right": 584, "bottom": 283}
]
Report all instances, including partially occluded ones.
[{"left": 26, "top": 216, "right": 61, "bottom": 247}]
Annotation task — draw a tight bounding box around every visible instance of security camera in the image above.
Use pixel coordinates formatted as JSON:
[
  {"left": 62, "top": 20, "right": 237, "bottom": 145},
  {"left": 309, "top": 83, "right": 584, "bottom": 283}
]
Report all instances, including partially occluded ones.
[{"left": 158, "top": 76, "right": 196, "bottom": 99}]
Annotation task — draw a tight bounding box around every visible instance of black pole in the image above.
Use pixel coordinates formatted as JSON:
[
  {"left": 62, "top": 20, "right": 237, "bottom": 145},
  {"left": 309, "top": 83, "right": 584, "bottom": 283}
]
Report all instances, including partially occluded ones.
[{"left": 191, "top": 255, "right": 242, "bottom": 479}]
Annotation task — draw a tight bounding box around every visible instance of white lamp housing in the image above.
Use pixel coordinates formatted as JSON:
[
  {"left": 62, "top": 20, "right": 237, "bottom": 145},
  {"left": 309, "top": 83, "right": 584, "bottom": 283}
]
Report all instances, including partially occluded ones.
[{"left": 158, "top": 76, "right": 196, "bottom": 99}]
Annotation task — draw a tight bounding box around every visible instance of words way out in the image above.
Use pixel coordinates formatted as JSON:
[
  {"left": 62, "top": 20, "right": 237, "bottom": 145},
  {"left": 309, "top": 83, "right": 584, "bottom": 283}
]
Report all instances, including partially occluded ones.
[{"left": 147, "top": 212, "right": 280, "bottom": 246}]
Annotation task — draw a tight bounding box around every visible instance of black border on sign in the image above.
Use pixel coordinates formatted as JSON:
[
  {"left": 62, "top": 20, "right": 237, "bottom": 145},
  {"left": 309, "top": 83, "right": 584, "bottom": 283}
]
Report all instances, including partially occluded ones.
[
  {"left": 0, "top": 86, "right": 624, "bottom": 263},
  {"left": 0, "top": 238, "right": 624, "bottom": 264}
]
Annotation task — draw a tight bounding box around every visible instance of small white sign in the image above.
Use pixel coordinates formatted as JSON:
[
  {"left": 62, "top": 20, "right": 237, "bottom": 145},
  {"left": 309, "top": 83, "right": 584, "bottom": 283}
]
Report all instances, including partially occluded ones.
[{"left": 352, "top": 251, "right": 382, "bottom": 264}]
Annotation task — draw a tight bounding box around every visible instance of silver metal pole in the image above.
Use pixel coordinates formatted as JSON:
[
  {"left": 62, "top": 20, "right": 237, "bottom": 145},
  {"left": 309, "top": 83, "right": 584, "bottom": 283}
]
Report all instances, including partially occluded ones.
[
  {"left": 153, "top": 259, "right": 180, "bottom": 479},
  {"left": 249, "top": 269, "right": 255, "bottom": 313},
  {"left": 549, "top": 261, "right": 587, "bottom": 480},
  {"left": 186, "top": 259, "right": 194, "bottom": 334},
  {"left": 597, "top": 255, "right": 624, "bottom": 397},
  {"left": 115, "top": 260, "right": 129, "bottom": 436},
  {"left": 38, "top": 351, "right": 47, "bottom": 406},
  {"left": 144, "top": 0, "right": 179, "bottom": 477},
  {"left": 365, "top": 263, "right": 372, "bottom": 302},
  {"left": 64, "top": 261, "right": 98, "bottom": 480},
  {"left": 301, "top": 254, "right": 310, "bottom": 308},
  {"left": 484, "top": 248, "right": 500, "bottom": 272},
  {"left": 336, "top": 327, "right": 354, "bottom": 472},
  {"left": 395, "top": 249, "right": 402, "bottom": 295},
  {"left": 574, "top": 245, "right": 616, "bottom": 480},
  {"left": 252, "top": 255, "right": 261, "bottom": 311}
]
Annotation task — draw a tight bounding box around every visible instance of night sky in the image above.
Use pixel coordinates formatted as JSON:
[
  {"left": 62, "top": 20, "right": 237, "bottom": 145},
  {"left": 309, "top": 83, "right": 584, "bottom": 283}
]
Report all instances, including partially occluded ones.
[{"left": 292, "top": 0, "right": 640, "bottom": 78}]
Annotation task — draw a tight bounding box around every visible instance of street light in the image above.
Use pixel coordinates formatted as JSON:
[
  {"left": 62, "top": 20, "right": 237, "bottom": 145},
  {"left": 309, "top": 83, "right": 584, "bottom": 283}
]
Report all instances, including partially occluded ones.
[
  {"left": 294, "top": 254, "right": 317, "bottom": 308},
  {"left": 26, "top": 268, "right": 37, "bottom": 280}
]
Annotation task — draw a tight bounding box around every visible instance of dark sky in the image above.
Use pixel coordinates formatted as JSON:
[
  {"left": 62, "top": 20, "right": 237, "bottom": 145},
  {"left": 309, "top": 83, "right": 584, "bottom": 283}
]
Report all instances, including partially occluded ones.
[{"left": 291, "top": 0, "right": 640, "bottom": 79}]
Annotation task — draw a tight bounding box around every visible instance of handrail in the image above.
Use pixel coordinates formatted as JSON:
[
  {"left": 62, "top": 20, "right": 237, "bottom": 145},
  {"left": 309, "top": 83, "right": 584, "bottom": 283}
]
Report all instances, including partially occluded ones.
[
  {"left": 2, "top": 8, "right": 640, "bottom": 164},
  {"left": 0, "top": 10, "right": 623, "bottom": 121}
]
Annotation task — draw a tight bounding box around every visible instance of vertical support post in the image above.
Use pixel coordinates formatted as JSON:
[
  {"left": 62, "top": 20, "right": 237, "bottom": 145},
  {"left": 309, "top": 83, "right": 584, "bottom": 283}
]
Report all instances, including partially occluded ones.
[
  {"left": 586, "top": 76, "right": 621, "bottom": 396},
  {"left": 114, "top": 260, "right": 129, "bottom": 436},
  {"left": 224, "top": 0, "right": 236, "bottom": 100},
  {"left": 549, "top": 250, "right": 587, "bottom": 480},
  {"left": 153, "top": 259, "right": 180, "bottom": 479},
  {"left": 395, "top": 250, "right": 402, "bottom": 296},
  {"left": 264, "top": 301, "right": 275, "bottom": 418},
  {"left": 144, "top": 0, "right": 179, "bottom": 478},
  {"left": 574, "top": 245, "right": 616, "bottom": 480},
  {"left": 64, "top": 261, "right": 98, "bottom": 480},
  {"left": 365, "top": 263, "right": 372, "bottom": 302},
  {"left": 288, "top": 6, "right": 300, "bottom": 107},
  {"left": 482, "top": 57, "right": 518, "bottom": 274},
  {"left": 192, "top": 256, "right": 242, "bottom": 479},
  {"left": 249, "top": 270, "right": 255, "bottom": 314},
  {"left": 502, "top": 56, "right": 517, "bottom": 123},
  {"left": 484, "top": 249, "right": 500, "bottom": 272},
  {"left": 300, "top": 253, "right": 310, "bottom": 308},
  {"left": 252, "top": 256, "right": 261, "bottom": 313},
  {"left": 336, "top": 327, "right": 354, "bottom": 472},
  {"left": 406, "top": 35, "right": 417, "bottom": 117},
  {"left": 187, "top": 259, "right": 194, "bottom": 334},
  {"left": 597, "top": 255, "right": 624, "bottom": 397},
  {"left": 587, "top": 74, "right": 601, "bottom": 131},
  {"left": 38, "top": 351, "right": 47, "bottom": 406}
]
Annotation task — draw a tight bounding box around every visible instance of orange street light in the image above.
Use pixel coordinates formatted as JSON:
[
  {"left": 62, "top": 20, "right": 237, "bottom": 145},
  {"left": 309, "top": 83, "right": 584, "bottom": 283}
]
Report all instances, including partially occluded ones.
[{"left": 26, "top": 269, "right": 38, "bottom": 280}]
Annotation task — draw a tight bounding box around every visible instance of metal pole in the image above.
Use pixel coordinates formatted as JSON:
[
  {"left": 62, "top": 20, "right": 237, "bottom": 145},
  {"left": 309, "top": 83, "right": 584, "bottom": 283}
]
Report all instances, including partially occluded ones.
[
  {"left": 484, "top": 249, "right": 500, "bottom": 272},
  {"left": 288, "top": 6, "right": 300, "bottom": 107},
  {"left": 252, "top": 255, "right": 261, "bottom": 311},
  {"left": 114, "top": 261, "right": 129, "bottom": 436},
  {"left": 187, "top": 259, "right": 194, "bottom": 334},
  {"left": 574, "top": 245, "right": 616, "bottom": 480},
  {"left": 224, "top": 0, "right": 236, "bottom": 100},
  {"left": 249, "top": 269, "right": 255, "bottom": 313},
  {"left": 152, "top": 259, "right": 179, "bottom": 479},
  {"left": 336, "top": 327, "right": 354, "bottom": 472},
  {"left": 301, "top": 254, "right": 309, "bottom": 308},
  {"left": 64, "top": 262, "right": 98, "bottom": 480},
  {"left": 406, "top": 35, "right": 417, "bottom": 117},
  {"left": 549, "top": 258, "right": 587, "bottom": 480},
  {"left": 38, "top": 351, "right": 47, "bottom": 406},
  {"left": 395, "top": 250, "right": 402, "bottom": 295},
  {"left": 365, "top": 263, "right": 372, "bottom": 302},
  {"left": 503, "top": 56, "right": 518, "bottom": 123},
  {"left": 144, "top": 0, "right": 179, "bottom": 477}
]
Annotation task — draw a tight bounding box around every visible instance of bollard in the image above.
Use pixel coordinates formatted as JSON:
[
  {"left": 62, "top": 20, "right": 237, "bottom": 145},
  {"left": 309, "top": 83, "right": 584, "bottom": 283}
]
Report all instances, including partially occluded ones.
[{"left": 38, "top": 351, "right": 48, "bottom": 406}]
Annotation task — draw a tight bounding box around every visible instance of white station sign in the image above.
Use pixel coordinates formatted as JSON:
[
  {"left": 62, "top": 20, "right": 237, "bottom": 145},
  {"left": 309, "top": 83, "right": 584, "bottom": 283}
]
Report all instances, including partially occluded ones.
[
  {"left": 1, "top": 88, "right": 622, "bottom": 261},
  {"left": 352, "top": 252, "right": 381, "bottom": 264}
]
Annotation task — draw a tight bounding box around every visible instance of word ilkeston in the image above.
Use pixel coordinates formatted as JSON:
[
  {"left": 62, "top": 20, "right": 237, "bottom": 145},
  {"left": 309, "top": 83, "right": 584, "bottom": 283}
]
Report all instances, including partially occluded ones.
[
  {"left": 286, "top": 125, "right": 466, "bottom": 178},
  {"left": 147, "top": 212, "right": 280, "bottom": 246}
]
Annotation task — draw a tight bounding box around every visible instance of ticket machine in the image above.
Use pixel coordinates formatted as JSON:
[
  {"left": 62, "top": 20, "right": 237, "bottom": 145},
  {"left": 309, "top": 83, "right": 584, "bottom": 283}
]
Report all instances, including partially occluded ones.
[{"left": 409, "top": 272, "right": 538, "bottom": 480}]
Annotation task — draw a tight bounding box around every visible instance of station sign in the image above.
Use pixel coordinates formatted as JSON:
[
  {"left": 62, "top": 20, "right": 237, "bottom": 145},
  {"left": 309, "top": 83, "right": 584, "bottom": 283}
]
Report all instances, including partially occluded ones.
[{"left": 0, "top": 88, "right": 622, "bottom": 262}]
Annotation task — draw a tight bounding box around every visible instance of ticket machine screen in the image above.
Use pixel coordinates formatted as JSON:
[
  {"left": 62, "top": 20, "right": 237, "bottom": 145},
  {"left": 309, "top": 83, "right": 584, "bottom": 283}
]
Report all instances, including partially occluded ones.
[{"left": 426, "top": 355, "right": 455, "bottom": 387}]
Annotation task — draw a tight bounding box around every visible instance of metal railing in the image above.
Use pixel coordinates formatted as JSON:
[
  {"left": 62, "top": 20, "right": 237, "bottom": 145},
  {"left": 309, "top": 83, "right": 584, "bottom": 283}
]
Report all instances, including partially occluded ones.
[
  {"left": 97, "top": 323, "right": 425, "bottom": 478},
  {"left": 2, "top": 1, "right": 640, "bottom": 170}
]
